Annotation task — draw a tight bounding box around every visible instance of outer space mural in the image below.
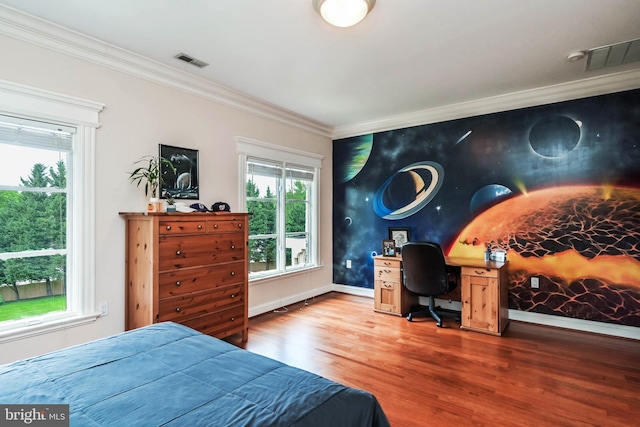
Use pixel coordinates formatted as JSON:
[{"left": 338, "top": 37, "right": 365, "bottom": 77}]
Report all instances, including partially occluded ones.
[{"left": 332, "top": 89, "right": 640, "bottom": 327}]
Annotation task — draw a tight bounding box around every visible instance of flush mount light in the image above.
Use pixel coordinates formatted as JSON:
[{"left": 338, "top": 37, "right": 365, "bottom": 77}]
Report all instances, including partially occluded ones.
[
  {"left": 566, "top": 51, "right": 587, "bottom": 62},
  {"left": 313, "top": 0, "right": 376, "bottom": 28}
]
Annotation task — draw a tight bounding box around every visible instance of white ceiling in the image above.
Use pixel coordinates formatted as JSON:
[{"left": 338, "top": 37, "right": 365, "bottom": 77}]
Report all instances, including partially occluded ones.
[{"left": 1, "top": 0, "right": 639, "bottom": 133}]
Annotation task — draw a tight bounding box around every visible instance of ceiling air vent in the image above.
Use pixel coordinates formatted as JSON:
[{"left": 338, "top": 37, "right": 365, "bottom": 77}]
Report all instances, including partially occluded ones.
[
  {"left": 587, "top": 38, "right": 640, "bottom": 71},
  {"left": 174, "top": 52, "right": 209, "bottom": 68}
]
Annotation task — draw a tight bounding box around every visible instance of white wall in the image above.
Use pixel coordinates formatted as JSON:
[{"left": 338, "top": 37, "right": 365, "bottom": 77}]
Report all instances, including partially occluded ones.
[{"left": 0, "top": 33, "right": 333, "bottom": 364}]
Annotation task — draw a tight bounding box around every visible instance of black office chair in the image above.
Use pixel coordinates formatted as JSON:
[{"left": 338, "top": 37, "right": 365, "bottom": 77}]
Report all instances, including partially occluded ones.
[{"left": 402, "top": 242, "right": 459, "bottom": 327}]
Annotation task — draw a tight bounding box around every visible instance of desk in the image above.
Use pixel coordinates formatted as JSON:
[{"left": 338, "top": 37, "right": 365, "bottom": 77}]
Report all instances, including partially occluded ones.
[{"left": 373, "top": 255, "right": 509, "bottom": 336}]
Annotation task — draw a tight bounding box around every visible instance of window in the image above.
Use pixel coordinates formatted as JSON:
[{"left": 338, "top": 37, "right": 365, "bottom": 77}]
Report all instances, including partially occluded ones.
[
  {"left": 0, "top": 117, "right": 72, "bottom": 326},
  {"left": 238, "top": 138, "right": 322, "bottom": 280},
  {"left": 0, "top": 81, "right": 103, "bottom": 340}
]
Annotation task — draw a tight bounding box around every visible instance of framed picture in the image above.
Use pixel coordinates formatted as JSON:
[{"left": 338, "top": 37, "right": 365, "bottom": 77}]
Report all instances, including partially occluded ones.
[
  {"left": 382, "top": 239, "right": 396, "bottom": 257},
  {"left": 159, "top": 144, "right": 199, "bottom": 200},
  {"left": 389, "top": 227, "right": 411, "bottom": 252}
]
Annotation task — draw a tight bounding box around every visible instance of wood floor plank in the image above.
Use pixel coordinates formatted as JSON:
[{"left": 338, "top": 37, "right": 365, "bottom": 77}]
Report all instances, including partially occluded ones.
[{"left": 227, "top": 292, "right": 640, "bottom": 427}]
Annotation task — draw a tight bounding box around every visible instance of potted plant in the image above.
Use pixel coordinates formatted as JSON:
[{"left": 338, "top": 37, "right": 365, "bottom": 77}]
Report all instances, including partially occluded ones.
[
  {"left": 166, "top": 194, "right": 176, "bottom": 212},
  {"left": 128, "top": 155, "right": 175, "bottom": 211}
]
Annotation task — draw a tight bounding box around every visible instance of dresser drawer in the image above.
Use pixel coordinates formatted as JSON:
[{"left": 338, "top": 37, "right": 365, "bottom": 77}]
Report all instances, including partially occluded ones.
[
  {"left": 182, "top": 305, "right": 246, "bottom": 339},
  {"left": 207, "top": 219, "right": 246, "bottom": 233},
  {"left": 159, "top": 233, "right": 245, "bottom": 271},
  {"left": 158, "top": 284, "right": 244, "bottom": 322},
  {"left": 159, "top": 220, "right": 206, "bottom": 235},
  {"left": 159, "top": 261, "right": 245, "bottom": 298},
  {"left": 461, "top": 266, "right": 499, "bottom": 278}
]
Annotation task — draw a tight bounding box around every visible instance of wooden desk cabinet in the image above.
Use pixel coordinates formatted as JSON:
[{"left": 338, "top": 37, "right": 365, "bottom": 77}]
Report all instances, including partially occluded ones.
[
  {"left": 459, "top": 262, "right": 509, "bottom": 336},
  {"left": 373, "top": 256, "right": 417, "bottom": 316},
  {"left": 373, "top": 255, "right": 509, "bottom": 336},
  {"left": 121, "top": 212, "right": 249, "bottom": 340}
]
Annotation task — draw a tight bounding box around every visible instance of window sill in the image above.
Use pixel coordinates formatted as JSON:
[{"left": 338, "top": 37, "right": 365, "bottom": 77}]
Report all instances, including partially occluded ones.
[
  {"left": 0, "top": 312, "right": 101, "bottom": 344},
  {"left": 249, "top": 264, "right": 323, "bottom": 286}
]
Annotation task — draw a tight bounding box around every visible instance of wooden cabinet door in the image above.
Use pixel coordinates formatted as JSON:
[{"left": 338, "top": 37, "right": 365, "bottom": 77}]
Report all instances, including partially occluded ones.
[
  {"left": 374, "top": 280, "right": 399, "bottom": 313},
  {"left": 461, "top": 273, "right": 499, "bottom": 333}
]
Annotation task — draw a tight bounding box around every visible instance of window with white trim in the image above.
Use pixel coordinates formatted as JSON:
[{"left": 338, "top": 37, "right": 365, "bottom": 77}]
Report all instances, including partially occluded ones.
[
  {"left": 238, "top": 138, "right": 322, "bottom": 280},
  {"left": 0, "top": 80, "right": 102, "bottom": 339}
]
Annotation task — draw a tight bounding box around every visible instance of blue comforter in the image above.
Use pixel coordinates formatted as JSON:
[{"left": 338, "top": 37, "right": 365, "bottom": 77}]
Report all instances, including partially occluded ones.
[{"left": 0, "top": 322, "right": 390, "bottom": 426}]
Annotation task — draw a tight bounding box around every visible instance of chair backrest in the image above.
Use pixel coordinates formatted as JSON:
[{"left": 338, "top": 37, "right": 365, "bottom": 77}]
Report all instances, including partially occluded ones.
[{"left": 401, "top": 242, "right": 449, "bottom": 296}]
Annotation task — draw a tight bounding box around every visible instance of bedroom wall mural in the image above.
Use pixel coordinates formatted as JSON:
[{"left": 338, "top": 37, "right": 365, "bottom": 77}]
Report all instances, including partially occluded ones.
[{"left": 332, "top": 89, "right": 640, "bottom": 327}]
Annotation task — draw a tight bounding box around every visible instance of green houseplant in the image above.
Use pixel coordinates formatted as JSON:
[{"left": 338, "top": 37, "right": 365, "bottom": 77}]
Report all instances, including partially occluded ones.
[
  {"left": 128, "top": 156, "right": 176, "bottom": 209},
  {"left": 166, "top": 194, "right": 176, "bottom": 212}
]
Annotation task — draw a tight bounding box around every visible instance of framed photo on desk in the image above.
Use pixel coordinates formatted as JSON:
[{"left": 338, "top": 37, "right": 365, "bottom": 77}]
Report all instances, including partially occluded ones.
[
  {"left": 382, "top": 240, "right": 396, "bottom": 257},
  {"left": 389, "top": 227, "right": 411, "bottom": 253}
]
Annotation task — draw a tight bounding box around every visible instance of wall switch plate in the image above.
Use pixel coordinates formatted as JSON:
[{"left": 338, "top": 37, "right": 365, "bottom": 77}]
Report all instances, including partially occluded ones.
[
  {"left": 346, "top": 259, "right": 352, "bottom": 269},
  {"left": 531, "top": 277, "right": 540, "bottom": 289}
]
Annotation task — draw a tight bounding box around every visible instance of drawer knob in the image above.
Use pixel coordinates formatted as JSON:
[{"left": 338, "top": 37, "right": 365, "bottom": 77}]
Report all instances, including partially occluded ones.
[
  {"left": 176, "top": 250, "right": 182, "bottom": 256},
  {"left": 175, "top": 307, "right": 181, "bottom": 312},
  {"left": 214, "top": 224, "right": 219, "bottom": 228},
  {"left": 175, "top": 281, "right": 181, "bottom": 286},
  {"left": 166, "top": 225, "right": 172, "bottom": 230},
  {"left": 475, "top": 270, "right": 485, "bottom": 275},
  {"left": 237, "top": 223, "right": 243, "bottom": 228},
  {"left": 231, "top": 294, "right": 236, "bottom": 298},
  {"left": 230, "top": 271, "right": 235, "bottom": 276},
  {"left": 230, "top": 317, "right": 235, "bottom": 321},
  {"left": 231, "top": 245, "right": 235, "bottom": 249},
  {"left": 198, "top": 224, "right": 203, "bottom": 229}
]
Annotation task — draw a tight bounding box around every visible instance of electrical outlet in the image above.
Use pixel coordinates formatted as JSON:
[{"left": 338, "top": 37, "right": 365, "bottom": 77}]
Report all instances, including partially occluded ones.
[
  {"left": 99, "top": 301, "right": 109, "bottom": 316},
  {"left": 531, "top": 277, "right": 540, "bottom": 289},
  {"left": 346, "top": 259, "right": 352, "bottom": 269}
]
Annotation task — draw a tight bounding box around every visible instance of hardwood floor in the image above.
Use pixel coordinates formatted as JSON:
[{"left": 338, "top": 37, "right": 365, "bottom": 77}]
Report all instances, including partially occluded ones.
[{"left": 228, "top": 292, "right": 640, "bottom": 427}]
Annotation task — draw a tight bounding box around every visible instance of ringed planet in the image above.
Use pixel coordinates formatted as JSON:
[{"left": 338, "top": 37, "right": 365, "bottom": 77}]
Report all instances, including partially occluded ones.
[{"left": 373, "top": 161, "right": 444, "bottom": 220}]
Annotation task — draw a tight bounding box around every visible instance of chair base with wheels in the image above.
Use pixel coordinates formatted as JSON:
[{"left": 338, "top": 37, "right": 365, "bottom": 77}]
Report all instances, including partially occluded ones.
[{"left": 407, "top": 296, "right": 443, "bottom": 326}]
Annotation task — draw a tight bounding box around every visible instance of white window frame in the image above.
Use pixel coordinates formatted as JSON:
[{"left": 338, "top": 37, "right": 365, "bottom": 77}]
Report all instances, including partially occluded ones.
[
  {"left": 0, "top": 79, "right": 103, "bottom": 342},
  {"left": 237, "top": 137, "right": 323, "bottom": 281}
]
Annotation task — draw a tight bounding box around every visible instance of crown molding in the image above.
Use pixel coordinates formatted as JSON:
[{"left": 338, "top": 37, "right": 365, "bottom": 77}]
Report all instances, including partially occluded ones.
[
  {"left": 0, "top": 5, "right": 332, "bottom": 138},
  {"left": 333, "top": 68, "right": 640, "bottom": 139}
]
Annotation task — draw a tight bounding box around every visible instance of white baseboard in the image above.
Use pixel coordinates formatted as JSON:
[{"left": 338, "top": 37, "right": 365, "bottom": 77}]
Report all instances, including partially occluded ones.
[
  {"left": 331, "top": 284, "right": 374, "bottom": 298},
  {"left": 248, "top": 285, "right": 333, "bottom": 318},
  {"left": 508, "top": 309, "right": 640, "bottom": 340},
  {"left": 331, "top": 284, "right": 640, "bottom": 340}
]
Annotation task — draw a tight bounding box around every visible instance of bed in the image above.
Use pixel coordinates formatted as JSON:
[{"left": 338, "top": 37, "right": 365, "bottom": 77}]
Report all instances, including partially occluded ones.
[{"left": 0, "top": 322, "right": 390, "bottom": 427}]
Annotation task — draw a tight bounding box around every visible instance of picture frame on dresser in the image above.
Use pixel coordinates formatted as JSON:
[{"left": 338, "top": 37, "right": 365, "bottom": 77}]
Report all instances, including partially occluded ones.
[
  {"left": 159, "top": 144, "right": 199, "bottom": 200},
  {"left": 388, "top": 227, "right": 411, "bottom": 253}
]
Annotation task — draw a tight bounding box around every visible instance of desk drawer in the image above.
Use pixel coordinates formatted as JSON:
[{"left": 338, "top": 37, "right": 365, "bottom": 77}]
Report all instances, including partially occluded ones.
[
  {"left": 461, "top": 266, "right": 499, "bottom": 278},
  {"left": 375, "top": 257, "right": 402, "bottom": 269},
  {"left": 375, "top": 266, "right": 401, "bottom": 282}
]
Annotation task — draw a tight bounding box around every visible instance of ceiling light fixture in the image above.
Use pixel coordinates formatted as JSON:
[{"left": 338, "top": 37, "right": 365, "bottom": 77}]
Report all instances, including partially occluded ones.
[
  {"left": 313, "top": 0, "right": 376, "bottom": 28},
  {"left": 566, "top": 51, "right": 587, "bottom": 62}
]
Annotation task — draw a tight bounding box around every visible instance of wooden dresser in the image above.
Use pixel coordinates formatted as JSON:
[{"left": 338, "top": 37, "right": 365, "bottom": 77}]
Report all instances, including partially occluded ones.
[{"left": 121, "top": 212, "right": 249, "bottom": 340}]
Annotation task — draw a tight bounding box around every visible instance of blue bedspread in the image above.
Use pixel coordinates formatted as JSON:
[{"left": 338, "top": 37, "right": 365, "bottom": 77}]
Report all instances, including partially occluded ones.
[{"left": 0, "top": 322, "right": 390, "bottom": 427}]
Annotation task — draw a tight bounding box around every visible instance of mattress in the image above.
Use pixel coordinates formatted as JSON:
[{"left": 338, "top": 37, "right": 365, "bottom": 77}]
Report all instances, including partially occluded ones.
[{"left": 0, "top": 322, "right": 390, "bottom": 427}]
